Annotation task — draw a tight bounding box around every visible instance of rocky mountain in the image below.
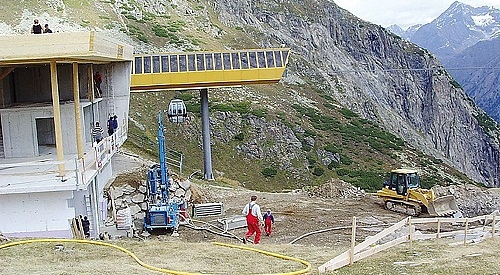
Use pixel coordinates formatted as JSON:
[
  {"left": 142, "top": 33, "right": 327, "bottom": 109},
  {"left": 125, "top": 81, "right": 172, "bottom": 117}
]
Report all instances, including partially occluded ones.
[
  {"left": 389, "top": 1, "right": 500, "bottom": 123},
  {"left": 411, "top": 1, "right": 499, "bottom": 59},
  {"left": 387, "top": 24, "right": 421, "bottom": 41},
  {"left": 1, "top": 0, "right": 499, "bottom": 188}
]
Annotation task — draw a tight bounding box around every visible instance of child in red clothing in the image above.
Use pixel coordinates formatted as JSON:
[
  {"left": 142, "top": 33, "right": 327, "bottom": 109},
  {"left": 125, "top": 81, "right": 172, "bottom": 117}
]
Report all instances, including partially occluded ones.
[{"left": 263, "top": 209, "right": 274, "bottom": 236}]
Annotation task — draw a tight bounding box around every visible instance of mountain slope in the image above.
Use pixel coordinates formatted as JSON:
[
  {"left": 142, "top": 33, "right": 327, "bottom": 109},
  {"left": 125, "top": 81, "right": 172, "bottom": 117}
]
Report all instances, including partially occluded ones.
[
  {"left": 1, "top": 0, "right": 499, "bottom": 187},
  {"left": 208, "top": 0, "right": 499, "bottom": 186}
]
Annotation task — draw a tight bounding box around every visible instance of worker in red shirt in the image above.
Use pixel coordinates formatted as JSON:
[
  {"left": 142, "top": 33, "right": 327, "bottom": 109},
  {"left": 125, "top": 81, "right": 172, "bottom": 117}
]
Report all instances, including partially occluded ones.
[
  {"left": 263, "top": 209, "right": 274, "bottom": 236},
  {"left": 242, "top": 195, "right": 263, "bottom": 244}
]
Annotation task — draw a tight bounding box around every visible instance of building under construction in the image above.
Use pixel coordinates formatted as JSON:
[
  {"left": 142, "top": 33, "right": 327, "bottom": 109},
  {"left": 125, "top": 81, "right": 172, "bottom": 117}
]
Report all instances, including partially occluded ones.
[{"left": 0, "top": 32, "right": 133, "bottom": 238}]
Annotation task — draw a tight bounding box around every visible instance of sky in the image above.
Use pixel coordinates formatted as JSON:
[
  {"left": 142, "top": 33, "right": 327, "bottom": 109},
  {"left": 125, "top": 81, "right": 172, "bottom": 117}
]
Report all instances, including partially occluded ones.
[{"left": 334, "top": 0, "right": 500, "bottom": 29}]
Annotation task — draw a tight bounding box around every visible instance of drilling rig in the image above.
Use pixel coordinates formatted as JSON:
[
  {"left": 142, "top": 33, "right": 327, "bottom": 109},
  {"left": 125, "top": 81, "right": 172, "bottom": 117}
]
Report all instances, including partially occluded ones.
[{"left": 143, "top": 111, "right": 181, "bottom": 233}]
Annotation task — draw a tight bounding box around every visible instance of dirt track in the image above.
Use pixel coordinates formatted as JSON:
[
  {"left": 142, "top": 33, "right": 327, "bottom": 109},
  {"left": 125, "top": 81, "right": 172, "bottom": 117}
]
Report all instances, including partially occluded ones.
[{"left": 143, "top": 181, "right": 408, "bottom": 247}]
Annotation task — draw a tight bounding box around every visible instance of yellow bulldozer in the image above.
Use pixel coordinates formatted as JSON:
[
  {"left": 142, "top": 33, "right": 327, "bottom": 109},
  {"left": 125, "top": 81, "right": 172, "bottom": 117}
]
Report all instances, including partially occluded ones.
[{"left": 377, "top": 169, "right": 460, "bottom": 217}]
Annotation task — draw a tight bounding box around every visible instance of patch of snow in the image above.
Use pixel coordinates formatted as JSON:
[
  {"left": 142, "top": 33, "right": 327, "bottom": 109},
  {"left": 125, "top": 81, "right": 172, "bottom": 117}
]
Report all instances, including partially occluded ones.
[{"left": 471, "top": 14, "right": 495, "bottom": 27}]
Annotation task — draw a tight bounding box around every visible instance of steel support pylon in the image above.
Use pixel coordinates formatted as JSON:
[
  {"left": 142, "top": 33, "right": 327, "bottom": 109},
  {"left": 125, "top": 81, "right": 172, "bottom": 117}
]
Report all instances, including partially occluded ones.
[{"left": 200, "top": 88, "right": 214, "bottom": 180}]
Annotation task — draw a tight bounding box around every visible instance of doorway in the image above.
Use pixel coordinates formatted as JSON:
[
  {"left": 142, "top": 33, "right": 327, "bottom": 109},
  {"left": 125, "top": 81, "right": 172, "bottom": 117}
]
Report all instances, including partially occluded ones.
[{"left": 36, "top": 117, "right": 55, "bottom": 155}]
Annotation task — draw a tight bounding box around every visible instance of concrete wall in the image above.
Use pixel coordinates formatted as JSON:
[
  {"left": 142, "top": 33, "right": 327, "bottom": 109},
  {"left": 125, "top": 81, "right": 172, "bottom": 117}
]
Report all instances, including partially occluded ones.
[
  {"left": 1, "top": 102, "right": 80, "bottom": 157},
  {"left": 12, "top": 64, "right": 90, "bottom": 103},
  {"left": 0, "top": 191, "right": 74, "bottom": 238},
  {"left": 94, "top": 62, "right": 131, "bottom": 132}
]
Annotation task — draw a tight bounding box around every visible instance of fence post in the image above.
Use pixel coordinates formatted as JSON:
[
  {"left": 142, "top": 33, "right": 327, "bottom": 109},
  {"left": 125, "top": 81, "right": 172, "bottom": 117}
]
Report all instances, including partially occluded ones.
[
  {"left": 492, "top": 214, "right": 496, "bottom": 239},
  {"left": 436, "top": 218, "right": 441, "bottom": 243},
  {"left": 408, "top": 216, "right": 413, "bottom": 252},
  {"left": 349, "top": 216, "right": 357, "bottom": 266},
  {"left": 464, "top": 218, "right": 469, "bottom": 245}
]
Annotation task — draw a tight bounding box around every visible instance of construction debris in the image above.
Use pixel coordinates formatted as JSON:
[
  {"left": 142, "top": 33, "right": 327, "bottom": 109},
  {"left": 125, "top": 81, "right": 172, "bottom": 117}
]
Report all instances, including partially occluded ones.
[{"left": 0, "top": 230, "right": 10, "bottom": 242}]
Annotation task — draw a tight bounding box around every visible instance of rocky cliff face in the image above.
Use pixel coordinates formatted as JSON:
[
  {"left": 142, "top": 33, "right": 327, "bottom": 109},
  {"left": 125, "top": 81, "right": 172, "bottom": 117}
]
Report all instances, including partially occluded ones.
[{"left": 209, "top": 0, "right": 499, "bottom": 186}]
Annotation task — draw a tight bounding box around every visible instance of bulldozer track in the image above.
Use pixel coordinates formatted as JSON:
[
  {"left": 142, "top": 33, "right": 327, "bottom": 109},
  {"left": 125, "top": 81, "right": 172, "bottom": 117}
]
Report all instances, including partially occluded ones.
[{"left": 384, "top": 199, "right": 422, "bottom": 216}]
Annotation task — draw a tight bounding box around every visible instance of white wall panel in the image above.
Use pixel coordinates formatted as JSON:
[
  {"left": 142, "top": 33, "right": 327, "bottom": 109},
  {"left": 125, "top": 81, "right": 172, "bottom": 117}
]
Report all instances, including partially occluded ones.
[{"left": 0, "top": 191, "right": 75, "bottom": 235}]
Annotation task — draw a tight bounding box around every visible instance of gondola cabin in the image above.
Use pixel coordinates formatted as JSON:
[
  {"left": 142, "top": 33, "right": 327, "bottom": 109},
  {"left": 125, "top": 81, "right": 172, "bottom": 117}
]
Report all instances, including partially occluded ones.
[{"left": 168, "top": 99, "right": 187, "bottom": 123}]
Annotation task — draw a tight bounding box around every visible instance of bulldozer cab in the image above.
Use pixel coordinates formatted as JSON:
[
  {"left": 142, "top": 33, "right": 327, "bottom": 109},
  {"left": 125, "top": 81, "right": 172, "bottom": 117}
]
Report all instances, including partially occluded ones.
[{"left": 387, "top": 169, "right": 420, "bottom": 196}]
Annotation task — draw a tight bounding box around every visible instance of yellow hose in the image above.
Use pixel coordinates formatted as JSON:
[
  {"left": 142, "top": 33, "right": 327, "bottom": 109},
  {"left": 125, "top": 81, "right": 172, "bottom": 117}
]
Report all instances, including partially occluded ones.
[{"left": 0, "top": 239, "right": 311, "bottom": 275}]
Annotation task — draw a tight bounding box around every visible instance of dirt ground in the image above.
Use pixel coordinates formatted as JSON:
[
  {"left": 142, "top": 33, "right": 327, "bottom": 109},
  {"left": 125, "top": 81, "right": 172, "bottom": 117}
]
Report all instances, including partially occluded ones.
[
  {"left": 179, "top": 184, "right": 405, "bottom": 247},
  {"left": 112, "top": 152, "right": 421, "bottom": 248}
]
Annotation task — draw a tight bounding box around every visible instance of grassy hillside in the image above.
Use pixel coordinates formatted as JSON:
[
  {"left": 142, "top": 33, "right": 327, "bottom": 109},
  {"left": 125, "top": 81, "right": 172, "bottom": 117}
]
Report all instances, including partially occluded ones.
[{"left": 124, "top": 87, "right": 474, "bottom": 192}]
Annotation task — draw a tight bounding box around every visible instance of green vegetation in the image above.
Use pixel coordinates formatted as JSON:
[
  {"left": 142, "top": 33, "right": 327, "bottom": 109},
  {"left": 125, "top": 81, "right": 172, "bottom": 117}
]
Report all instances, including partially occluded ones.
[
  {"left": 336, "top": 169, "right": 384, "bottom": 191},
  {"left": 210, "top": 102, "right": 265, "bottom": 117},
  {"left": 152, "top": 24, "right": 169, "bottom": 37},
  {"left": 250, "top": 108, "right": 267, "bottom": 118},
  {"left": 292, "top": 104, "right": 404, "bottom": 155},
  {"left": 80, "top": 19, "right": 91, "bottom": 28},
  {"left": 175, "top": 93, "right": 194, "bottom": 101},
  {"left": 234, "top": 133, "right": 244, "bottom": 141},
  {"left": 312, "top": 167, "right": 324, "bottom": 176},
  {"left": 474, "top": 112, "right": 498, "bottom": 138},
  {"left": 261, "top": 167, "right": 277, "bottom": 178},
  {"left": 450, "top": 79, "right": 462, "bottom": 89},
  {"left": 339, "top": 108, "right": 358, "bottom": 119}
]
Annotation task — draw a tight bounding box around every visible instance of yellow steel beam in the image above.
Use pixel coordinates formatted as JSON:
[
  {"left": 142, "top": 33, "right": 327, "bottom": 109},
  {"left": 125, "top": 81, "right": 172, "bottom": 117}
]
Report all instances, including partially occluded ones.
[
  {"left": 73, "top": 63, "right": 84, "bottom": 158},
  {"left": 50, "top": 61, "right": 65, "bottom": 177}
]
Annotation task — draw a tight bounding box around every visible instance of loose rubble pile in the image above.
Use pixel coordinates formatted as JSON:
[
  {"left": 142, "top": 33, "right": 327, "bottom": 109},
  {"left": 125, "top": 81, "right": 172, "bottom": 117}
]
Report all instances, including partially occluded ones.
[
  {"left": 106, "top": 171, "right": 193, "bottom": 230},
  {"left": 307, "top": 178, "right": 365, "bottom": 199}
]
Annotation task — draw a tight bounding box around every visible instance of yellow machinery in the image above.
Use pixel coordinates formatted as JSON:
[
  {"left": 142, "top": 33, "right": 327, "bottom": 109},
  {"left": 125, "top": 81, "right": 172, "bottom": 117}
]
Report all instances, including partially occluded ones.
[{"left": 377, "top": 169, "right": 460, "bottom": 216}]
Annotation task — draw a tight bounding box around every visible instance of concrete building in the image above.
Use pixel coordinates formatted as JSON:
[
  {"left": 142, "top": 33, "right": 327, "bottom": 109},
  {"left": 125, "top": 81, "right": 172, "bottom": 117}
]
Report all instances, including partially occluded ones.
[{"left": 0, "top": 32, "right": 133, "bottom": 238}]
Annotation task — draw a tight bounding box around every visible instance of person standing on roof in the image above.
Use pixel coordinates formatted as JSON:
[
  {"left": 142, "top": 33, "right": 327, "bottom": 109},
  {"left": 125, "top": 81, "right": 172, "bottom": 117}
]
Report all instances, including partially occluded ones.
[
  {"left": 43, "top": 24, "right": 53, "bottom": 33},
  {"left": 242, "top": 195, "right": 263, "bottom": 244},
  {"left": 31, "top": 19, "right": 42, "bottom": 34},
  {"left": 263, "top": 209, "right": 274, "bottom": 236}
]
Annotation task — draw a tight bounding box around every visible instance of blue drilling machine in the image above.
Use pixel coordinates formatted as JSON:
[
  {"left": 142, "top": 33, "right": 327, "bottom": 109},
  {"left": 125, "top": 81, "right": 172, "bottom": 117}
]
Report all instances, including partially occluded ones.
[{"left": 143, "top": 111, "right": 179, "bottom": 232}]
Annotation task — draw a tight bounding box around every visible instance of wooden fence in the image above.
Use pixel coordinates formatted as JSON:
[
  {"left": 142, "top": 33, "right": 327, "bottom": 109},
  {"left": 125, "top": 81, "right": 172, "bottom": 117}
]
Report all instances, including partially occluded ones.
[{"left": 318, "top": 211, "right": 498, "bottom": 273}]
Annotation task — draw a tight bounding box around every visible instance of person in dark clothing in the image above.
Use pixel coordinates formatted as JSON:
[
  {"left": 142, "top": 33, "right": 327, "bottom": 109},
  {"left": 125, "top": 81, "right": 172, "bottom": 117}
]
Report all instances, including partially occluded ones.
[
  {"left": 112, "top": 115, "right": 118, "bottom": 133},
  {"left": 82, "top": 216, "right": 90, "bottom": 238},
  {"left": 43, "top": 24, "right": 52, "bottom": 33},
  {"left": 263, "top": 209, "right": 275, "bottom": 236},
  {"left": 93, "top": 71, "right": 103, "bottom": 97},
  {"left": 31, "top": 19, "right": 42, "bottom": 34},
  {"left": 107, "top": 116, "right": 114, "bottom": 136}
]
